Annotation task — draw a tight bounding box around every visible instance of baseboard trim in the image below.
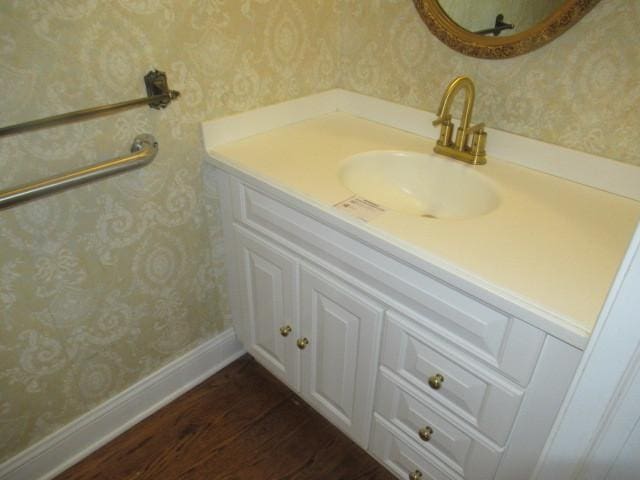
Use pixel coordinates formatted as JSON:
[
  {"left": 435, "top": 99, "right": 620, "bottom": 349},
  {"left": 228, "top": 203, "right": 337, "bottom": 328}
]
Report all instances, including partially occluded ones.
[{"left": 0, "top": 328, "right": 245, "bottom": 480}]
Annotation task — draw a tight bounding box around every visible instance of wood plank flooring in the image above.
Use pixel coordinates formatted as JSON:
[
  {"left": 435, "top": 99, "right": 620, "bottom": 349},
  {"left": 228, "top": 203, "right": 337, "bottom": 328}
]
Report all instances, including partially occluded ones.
[{"left": 55, "top": 355, "right": 394, "bottom": 480}]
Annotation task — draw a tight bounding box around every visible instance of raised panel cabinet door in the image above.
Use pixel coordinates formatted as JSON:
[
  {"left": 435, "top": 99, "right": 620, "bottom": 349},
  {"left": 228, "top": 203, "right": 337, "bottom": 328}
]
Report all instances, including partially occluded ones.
[
  {"left": 299, "top": 263, "right": 384, "bottom": 448},
  {"left": 234, "top": 225, "right": 300, "bottom": 390}
]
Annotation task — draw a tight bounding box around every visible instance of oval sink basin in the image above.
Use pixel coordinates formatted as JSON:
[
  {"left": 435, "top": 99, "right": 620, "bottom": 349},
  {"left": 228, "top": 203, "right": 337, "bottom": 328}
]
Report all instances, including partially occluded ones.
[{"left": 339, "top": 150, "right": 499, "bottom": 219}]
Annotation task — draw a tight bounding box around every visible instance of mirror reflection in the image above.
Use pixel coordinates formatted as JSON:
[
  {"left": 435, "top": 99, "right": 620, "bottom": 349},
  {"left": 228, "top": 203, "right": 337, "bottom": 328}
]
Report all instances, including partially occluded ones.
[{"left": 437, "top": 0, "right": 567, "bottom": 36}]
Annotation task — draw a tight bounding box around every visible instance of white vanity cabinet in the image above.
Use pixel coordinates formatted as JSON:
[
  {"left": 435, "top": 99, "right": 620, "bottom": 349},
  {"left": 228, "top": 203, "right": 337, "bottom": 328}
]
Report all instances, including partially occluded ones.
[{"left": 212, "top": 167, "right": 583, "bottom": 480}]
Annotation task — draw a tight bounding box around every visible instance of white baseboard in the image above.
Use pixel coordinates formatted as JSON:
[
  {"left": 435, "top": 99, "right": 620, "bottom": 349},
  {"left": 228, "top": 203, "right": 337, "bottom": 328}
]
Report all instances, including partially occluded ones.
[{"left": 0, "top": 328, "right": 245, "bottom": 480}]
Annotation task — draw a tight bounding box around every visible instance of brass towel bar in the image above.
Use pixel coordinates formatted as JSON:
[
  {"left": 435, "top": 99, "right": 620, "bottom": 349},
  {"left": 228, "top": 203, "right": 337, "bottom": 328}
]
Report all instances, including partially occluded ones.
[
  {"left": 0, "top": 134, "right": 159, "bottom": 209},
  {"left": 0, "top": 70, "right": 179, "bottom": 137}
]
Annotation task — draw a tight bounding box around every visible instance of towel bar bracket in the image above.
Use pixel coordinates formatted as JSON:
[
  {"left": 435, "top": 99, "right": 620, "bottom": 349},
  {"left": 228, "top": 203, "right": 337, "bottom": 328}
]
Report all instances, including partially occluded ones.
[{"left": 145, "top": 70, "right": 179, "bottom": 109}]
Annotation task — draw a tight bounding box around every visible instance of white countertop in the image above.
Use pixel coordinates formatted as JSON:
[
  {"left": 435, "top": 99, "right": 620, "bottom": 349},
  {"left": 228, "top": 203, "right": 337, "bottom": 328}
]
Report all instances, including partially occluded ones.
[{"left": 204, "top": 93, "right": 640, "bottom": 345}]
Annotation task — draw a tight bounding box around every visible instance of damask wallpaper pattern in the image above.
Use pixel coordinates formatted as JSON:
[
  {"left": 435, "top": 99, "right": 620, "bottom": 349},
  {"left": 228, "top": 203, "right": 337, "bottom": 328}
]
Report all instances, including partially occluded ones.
[
  {"left": 1, "top": 0, "right": 638, "bottom": 465},
  {"left": 0, "top": 0, "right": 340, "bottom": 462}
]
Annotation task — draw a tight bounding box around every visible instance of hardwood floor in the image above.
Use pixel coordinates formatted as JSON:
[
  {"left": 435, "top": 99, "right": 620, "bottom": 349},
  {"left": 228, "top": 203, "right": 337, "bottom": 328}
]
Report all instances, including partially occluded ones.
[{"left": 55, "top": 355, "right": 394, "bottom": 480}]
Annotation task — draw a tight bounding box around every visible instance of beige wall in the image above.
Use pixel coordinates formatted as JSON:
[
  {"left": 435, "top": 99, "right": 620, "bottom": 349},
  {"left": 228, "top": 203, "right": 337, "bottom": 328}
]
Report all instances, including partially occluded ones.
[
  {"left": 340, "top": 0, "right": 640, "bottom": 166},
  {"left": 0, "top": 0, "right": 339, "bottom": 462},
  {"left": 1, "top": 0, "right": 638, "bottom": 464}
]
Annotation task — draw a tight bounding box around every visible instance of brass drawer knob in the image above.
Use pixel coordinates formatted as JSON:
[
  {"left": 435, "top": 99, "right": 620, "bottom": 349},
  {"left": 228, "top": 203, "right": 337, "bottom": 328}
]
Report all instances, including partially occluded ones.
[
  {"left": 279, "top": 325, "right": 292, "bottom": 337},
  {"left": 428, "top": 373, "right": 444, "bottom": 390},
  {"left": 409, "top": 470, "right": 423, "bottom": 480},
  {"left": 418, "top": 426, "right": 434, "bottom": 442},
  {"left": 296, "top": 337, "right": 309, "bottom": 350}
]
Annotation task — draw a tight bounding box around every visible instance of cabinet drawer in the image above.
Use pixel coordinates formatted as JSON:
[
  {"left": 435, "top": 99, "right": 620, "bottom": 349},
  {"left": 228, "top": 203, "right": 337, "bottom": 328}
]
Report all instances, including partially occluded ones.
[
  {"left": 376, "top": 372, "right": 502, "bottom": 479},
  {"left": 230, "top": 178, "right": 544, "bottom": 386},
  {"left": 370, "top": 416, "right": 457, "bottom": 480},
  {"left": 382, "top": 312, "right": 524, "bottom": 445}
]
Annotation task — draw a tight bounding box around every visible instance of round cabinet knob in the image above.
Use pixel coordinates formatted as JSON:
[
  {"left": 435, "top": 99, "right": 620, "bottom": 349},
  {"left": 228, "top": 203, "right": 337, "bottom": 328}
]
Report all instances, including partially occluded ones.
[
  {"left": 279, "top": 325, "right": 292, "bottom": 337},
  {"left": 296, "top": 337, "right": 309, "bottom": 350},
  {"left": 418, "top": 426, "right": 434, "bottom": 442},
  {"left": 409, "top": 470, "right": 423, "bottom": 480},
  {"left": 428, "top": 373, "right": 444, "bottom": 390}
]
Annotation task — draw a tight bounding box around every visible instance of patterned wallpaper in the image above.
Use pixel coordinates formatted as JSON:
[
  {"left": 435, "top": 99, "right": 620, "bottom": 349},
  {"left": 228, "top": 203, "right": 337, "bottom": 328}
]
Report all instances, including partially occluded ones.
[
  {"left": 0, "top": 0, "right": 339, "bottom": 462},
  {"left": 1, "top": 0, "right": 638, "bottom": 465},
  {"left": 340, "top": 0, "right": 640, "bottom": 166}
]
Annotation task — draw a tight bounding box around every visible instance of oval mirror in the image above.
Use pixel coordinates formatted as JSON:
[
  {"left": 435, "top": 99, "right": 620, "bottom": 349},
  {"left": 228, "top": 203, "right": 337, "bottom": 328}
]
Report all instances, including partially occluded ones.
[{"left": 413, "top": 0, "right": 601, "bottom": 59}]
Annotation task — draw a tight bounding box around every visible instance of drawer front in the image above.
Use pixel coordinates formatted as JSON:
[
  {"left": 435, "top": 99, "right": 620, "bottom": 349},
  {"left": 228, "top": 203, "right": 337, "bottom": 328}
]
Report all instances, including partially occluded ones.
[
  {"left": 370, "top": 416, "right": 457, "bottom": 480},
  {"left": 382, "top": 312, "right": 524, "bottom": 445},
  {"left": 376, "top": 372, "right": 502, "bottom": 479},
  {"left": 230, "top": 178, "right": 544, "bottom": 386}
]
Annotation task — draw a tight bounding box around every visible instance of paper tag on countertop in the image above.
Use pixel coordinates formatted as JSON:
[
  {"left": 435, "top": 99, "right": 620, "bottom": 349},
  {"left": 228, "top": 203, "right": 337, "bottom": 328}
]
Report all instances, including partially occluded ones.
[{"left": 334, "top": 195, "right": 385, "bottom": 222}]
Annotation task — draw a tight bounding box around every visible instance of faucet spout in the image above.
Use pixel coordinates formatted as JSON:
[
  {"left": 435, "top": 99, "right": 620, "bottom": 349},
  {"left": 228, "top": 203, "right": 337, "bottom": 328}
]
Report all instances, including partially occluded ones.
[
  {"left": 432, "top": 76, "right": 487, "bottom": 165},
  {"left": 435, "top": 76, "right": 475, "bottom": 147}
]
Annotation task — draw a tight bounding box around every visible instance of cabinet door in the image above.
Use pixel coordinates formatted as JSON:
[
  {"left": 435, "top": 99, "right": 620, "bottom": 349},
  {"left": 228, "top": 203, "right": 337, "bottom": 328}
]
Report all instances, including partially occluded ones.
[
  {"left": 299, "top": 263, "right": 384, "bottom": 448},
  {"left": 234, "top": 225, "right": 300, "bottom": 390}
]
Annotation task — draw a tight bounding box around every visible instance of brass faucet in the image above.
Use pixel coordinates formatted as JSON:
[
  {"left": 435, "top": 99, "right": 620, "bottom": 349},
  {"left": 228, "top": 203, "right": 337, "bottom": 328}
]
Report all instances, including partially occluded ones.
[{"left": 432, "top": 76, "right": 487, "bottom": 165}]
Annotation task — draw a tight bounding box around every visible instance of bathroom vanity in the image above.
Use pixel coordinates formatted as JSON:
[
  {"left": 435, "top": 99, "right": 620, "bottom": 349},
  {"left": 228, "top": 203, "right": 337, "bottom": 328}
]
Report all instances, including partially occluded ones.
[{"left": 202, "top": 91, "right": 640, "bottom": 480}]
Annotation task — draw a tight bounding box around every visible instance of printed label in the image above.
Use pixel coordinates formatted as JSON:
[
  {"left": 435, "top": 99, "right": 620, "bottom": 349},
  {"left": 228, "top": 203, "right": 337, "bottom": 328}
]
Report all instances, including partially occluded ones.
[{"left": 334, "top": 195, "right": 385, "bottom": 222}]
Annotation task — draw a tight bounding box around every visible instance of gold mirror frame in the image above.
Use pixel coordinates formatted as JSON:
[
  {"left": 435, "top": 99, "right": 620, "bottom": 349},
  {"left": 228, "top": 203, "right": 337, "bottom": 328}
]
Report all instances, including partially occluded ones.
[{"left": 413, "top": 0, "right": 601, "bottom": 59}]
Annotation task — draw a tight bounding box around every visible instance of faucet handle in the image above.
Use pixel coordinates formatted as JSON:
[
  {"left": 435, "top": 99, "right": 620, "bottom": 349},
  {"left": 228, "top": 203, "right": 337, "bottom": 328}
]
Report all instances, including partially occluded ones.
[
  {"left": 470, "top": 127, "right": 487, "bottom": 164},
  {"left": 467, "top": 122, "right": 485, "bottom": 134},
  {"left": 433, "top": 114, "right": 454, "bottom": 147},
  {"left": 432, "top": 114, "right": 452, "bottom": 127}
]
